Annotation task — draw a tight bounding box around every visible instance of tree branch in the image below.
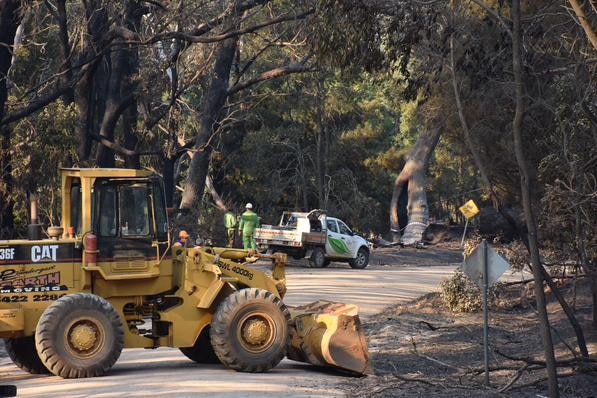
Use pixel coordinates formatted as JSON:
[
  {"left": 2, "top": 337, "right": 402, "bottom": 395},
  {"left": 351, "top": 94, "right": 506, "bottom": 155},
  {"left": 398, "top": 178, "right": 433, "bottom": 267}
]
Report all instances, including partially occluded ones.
[
  {"left": 467, "top": 0, "right": 513, "bottom": 38},
  {"left": 0, "top": 84, "right": 71, "bottom": 126},
  {"left": 227, "top": 62, "right": 312, "bottom": 96},
  {"left": 111, "top": 9, "right": 315, "bottom": 46},
  {"left": 568, "top": 0, "right": 597, "bottom": 51}
]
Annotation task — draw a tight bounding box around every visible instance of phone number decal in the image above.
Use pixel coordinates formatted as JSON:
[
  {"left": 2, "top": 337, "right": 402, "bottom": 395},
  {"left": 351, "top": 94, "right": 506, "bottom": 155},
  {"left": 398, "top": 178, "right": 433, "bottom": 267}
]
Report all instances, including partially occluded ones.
[{"left": 1, "top": 293, "right": 66, "bottom": 303}]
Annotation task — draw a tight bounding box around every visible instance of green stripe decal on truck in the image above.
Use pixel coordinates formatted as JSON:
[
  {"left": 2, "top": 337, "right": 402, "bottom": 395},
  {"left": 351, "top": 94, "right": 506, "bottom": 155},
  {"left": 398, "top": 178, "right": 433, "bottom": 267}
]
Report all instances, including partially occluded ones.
[{"left": 328, "top": 237, "right": 350, "bottom": 254}]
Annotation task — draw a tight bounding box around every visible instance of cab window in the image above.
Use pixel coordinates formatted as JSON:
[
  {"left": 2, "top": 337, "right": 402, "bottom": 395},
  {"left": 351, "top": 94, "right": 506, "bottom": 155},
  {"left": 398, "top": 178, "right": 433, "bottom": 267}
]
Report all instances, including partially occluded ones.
[
  {"left": 338, "top": 221, "right": 352, "bottom": 236},
  {"left": 326, "top": 219, "right": 338, "bottom": 233},
  {"left": 70, "top": 180, "right": 82, "bottom": 235},
  {"left": 120, "top": 185, "right": 149, "bottom": 236},
  {"left": 152, "top": 179, "right": 168, "bottom": 239},
  {"left": 98, "top": 186, "right": 117, "bottom": 237}
]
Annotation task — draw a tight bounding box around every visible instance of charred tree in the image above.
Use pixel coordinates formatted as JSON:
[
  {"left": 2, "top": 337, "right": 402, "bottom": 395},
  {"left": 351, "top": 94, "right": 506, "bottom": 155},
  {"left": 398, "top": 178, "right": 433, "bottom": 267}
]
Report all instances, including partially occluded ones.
[
  {"left": 0, "top": 0, "right": 22, "bottom": 238},
  {"left": 179, "top": 34, "right": 238, "bottom": 209},
  {"left": 511, "top": 1, "right": 558, "bottom": 396},
  {"left": 390, "top": 122, "right": 442, "bottom": 244}
]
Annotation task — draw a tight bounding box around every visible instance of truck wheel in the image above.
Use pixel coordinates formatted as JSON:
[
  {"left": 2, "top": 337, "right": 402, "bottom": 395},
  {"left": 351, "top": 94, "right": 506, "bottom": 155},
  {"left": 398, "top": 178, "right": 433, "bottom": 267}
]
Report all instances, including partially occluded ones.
[
  {"left": 180, "top": 327, "right": 220, "bottom": 364},
  {"left": 322, "top": 259, "right": 331, "bottom": 267},
  {"left": 308, "top": 247, "right": 326, "bottom": 268},
  {"left": 349, "top": 247, "right": 369, "bottom": 269},
  {"left": 210, "top": 288, "right": 290, "bottom": 372},
  {"left": 35, "top": 293, "right": 124, "bottom": 378},
  {"left": 5, "top": 336, "right": 49, "bottom": 374}
]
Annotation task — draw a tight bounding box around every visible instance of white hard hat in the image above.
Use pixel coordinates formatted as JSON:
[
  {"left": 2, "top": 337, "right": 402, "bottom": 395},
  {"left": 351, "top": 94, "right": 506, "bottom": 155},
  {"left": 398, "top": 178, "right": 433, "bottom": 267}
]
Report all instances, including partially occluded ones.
[{"left": 246, "top": 203, "right": 253, "bottom": 209}]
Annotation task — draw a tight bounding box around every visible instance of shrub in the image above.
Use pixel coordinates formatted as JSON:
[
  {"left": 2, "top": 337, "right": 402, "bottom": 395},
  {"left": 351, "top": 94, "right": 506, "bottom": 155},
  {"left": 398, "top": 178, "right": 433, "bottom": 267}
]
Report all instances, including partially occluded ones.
[{"left": 440, "top": 268, "right": 483, "bottom": 312}]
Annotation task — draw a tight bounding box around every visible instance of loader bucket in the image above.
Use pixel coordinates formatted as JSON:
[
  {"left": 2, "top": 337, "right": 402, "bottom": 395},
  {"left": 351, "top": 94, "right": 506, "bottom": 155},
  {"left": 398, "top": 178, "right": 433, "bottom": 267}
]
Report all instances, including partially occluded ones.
[{"left": 287, "top": 301, "right": 371, "bottom": 375}]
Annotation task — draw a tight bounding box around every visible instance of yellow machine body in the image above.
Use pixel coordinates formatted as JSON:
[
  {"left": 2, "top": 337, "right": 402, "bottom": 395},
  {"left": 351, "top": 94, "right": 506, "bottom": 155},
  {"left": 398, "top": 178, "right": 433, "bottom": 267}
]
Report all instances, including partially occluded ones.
[{"left": 0, "top": 168, "right": 369, "bottom": 376}]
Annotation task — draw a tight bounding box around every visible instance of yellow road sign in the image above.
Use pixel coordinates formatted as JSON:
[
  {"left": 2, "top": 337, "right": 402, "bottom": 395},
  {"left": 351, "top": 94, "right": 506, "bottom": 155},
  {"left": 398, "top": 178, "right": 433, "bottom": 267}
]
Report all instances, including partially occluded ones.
[{"left": 459, "top": 199, "right": 480, "bottom": 219}]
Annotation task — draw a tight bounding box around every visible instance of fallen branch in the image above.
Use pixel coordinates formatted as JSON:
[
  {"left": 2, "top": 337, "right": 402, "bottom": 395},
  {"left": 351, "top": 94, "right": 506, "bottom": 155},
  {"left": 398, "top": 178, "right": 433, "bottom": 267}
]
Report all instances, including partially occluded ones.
[
  {"left": 410, "top": 337, "right": 463, "bottom": 372},
  {"left": 498, "top": 363, "right": 530, "bottom": 393},
  {"left": 495, "top": 349, "right": 597, "bottom": 367},
  {"left": 507, "top": 370, "right": 578, "bottom": 392}
]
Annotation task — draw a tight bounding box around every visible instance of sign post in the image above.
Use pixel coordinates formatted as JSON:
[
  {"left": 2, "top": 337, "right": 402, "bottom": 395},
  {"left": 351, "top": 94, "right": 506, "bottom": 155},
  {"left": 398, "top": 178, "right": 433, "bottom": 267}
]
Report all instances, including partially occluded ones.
[
  {"left": 463, "top": 240, "right": 509, "bottom": 387},
  {"left": 458, "top": 200, "right": 479, "bottom": 248}
]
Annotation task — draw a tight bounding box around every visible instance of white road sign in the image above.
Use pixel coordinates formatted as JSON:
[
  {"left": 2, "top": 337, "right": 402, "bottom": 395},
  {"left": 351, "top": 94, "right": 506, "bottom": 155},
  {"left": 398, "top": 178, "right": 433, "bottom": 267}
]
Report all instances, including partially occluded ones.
[{"left": 463, "top": 242, "right": 510, "bottom": 287}]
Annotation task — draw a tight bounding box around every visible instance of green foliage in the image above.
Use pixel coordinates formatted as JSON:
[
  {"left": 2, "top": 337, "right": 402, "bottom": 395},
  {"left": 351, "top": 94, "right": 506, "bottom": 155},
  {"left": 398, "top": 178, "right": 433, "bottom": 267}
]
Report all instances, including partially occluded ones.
[
  {"left": 8, "top": 100, "right": 79, "bottom": 231},
  {"left": 440, "top": 268, "right": 483, "bottom": 312},
  {"left": 439, "top": 267, "right": 503, "bottom": 313},
  {"left": 214, "top": 70, "right": 401, "bottom": 233}
]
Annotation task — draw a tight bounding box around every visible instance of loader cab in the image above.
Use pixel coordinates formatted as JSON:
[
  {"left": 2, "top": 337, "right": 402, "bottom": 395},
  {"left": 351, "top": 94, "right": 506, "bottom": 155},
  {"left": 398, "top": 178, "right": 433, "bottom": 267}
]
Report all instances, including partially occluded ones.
[
  {"left": 60, "top": 168, "right": 171, "bottom": 280},
  {"left": 92, "top": 177, "right": 169, "bottom": 267}
]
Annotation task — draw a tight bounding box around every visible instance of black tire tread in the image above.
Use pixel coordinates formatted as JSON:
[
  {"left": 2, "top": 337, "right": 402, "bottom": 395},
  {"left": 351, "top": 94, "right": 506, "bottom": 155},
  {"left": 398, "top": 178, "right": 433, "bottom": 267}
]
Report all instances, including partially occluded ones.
[
  {"left": 5, "top": 336, "right": 50, "bottom": 374},
  {"left": 180, "top": 327, "right": 220, "bottom": 364},
  {"left": 35, "top": 293, "right": 124, "bottom": 378},
  {"left": 308, "top": 247, "right": 326, "bottom": 268},
  {"left": 349, "top": 247, "right": 369, "bottom": 269},
  {"left": 210, "top": 288, "right": 290, "bottom": 373}
]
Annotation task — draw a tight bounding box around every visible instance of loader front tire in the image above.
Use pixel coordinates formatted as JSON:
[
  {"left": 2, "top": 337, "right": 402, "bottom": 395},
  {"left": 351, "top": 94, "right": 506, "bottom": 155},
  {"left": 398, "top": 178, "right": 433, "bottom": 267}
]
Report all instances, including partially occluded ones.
[
  {"left": 180, "top": 327, "right": 220, "bottom": 364},
  {"left": 35, "top": 293, "right": 124, "bottom": 378},
  {"left": 5, "top": 336, "right": 50, "bottom": 374},
  {"left": 211, "top": 288, "right": 290, "bottom": 372}
]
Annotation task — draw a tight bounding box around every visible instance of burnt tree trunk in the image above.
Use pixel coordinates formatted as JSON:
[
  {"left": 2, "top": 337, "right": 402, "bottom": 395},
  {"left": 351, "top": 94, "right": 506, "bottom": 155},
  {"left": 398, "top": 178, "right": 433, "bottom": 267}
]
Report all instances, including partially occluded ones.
[
  {"left": 75, "top": 0, "right": 108, "bottom": 161},
  {"left": 0, "top": 0, "right": 21, "bottom": 239},
  {"left": 449, "top": 13, "right": 520, "bottom": 237},
  {"left": 316, "top": 78, "right": 328, "bottom": 209},
  {"left": 54, "top": 0, "right": 74, "bottom": 104},
  {"left": 390, "top": 123, "right": 441, "bottom": 244},
  {"left": 96, "top": 0, "right": 142, "bottom": 168},
  {"left": 122, "top": 1, "right": 142, "bottom": 169},
  {"left": 511, "top": 1, "right": 559, "bottom": 396},
  {"left": 179, "top": 36, "right": 238, "bottom": 209}
]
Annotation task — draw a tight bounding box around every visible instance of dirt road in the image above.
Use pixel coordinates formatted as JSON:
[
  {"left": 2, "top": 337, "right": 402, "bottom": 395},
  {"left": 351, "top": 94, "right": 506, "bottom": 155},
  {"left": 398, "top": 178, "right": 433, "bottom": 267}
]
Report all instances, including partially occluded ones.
[{"left": 0, "top": 247, "right": 461, "bottom": 397}]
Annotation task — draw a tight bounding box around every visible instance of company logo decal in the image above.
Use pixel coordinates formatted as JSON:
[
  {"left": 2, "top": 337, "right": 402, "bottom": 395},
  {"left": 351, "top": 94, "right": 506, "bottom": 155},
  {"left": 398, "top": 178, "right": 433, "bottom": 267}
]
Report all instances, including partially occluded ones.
[
  {"left": 1, "top": 267, "right": 67, "bottom": 293},
  {"left": 328, "top": 237, "right": 350, "bottom": 254},
  {"left": 31, "top": 245, "right": 59, "bottom": 262}
]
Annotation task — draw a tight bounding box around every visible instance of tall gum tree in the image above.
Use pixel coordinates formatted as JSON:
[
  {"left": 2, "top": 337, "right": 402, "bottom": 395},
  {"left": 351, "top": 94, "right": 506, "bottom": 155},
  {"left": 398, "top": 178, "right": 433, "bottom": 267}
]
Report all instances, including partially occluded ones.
[
  {"left": 390, "top": 120, "right": 442, "bottom": 244},
  {"left": 0, "top": 0, "right": 22, "bottom": 238}
]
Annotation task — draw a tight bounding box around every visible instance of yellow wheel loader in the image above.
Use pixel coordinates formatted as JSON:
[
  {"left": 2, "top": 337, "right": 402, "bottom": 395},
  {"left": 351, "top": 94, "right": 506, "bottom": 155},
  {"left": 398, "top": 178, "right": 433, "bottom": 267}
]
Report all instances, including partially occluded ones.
[{"left": 0, "top": 168, "right": 370, "bottom": 378}]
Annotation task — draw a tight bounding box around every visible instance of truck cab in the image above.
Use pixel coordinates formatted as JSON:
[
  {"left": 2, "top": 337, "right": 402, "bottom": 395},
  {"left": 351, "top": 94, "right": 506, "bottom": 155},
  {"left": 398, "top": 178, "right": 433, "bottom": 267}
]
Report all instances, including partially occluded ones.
[{"left": 324, "top": 217, "right": 370, "bottom": 268}]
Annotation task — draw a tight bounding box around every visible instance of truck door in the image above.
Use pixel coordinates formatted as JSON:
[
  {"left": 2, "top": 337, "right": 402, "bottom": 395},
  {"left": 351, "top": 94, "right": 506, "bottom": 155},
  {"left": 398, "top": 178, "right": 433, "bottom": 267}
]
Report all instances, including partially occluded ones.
[
  {"left": 336, "top": 220, "right": 359, "bottom": 257},
  {"left": 325, "top": 219, "right": 352, "bottom": 259}
]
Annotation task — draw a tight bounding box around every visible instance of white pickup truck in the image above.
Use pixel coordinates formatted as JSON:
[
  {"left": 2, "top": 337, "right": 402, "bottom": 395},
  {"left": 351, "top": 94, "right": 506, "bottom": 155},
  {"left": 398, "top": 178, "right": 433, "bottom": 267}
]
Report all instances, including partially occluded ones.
[{"left": 254, "top": 210, "right": 370, "bottom": 269}]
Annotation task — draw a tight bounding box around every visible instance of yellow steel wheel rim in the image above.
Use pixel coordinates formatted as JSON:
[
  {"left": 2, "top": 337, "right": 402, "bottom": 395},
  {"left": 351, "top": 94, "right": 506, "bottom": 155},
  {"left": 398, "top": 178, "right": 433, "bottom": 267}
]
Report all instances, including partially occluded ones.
[{"left": 237, "top": 312, "right": 276, "bottom": 354}]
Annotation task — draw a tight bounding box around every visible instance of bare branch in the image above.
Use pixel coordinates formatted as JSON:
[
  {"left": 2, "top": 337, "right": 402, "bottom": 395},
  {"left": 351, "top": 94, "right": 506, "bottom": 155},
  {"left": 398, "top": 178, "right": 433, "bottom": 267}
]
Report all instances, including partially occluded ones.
[
  {"left": 227, "top": 61, "right": 312, "bottom": 96},
  {"left": 568, "top": 0, "right": 597, "bottom": 51},
  {"left": 111, "top": 9, "right": 315, "bottom": 46},
  {"left": 467, "top": 0, "right": 513, "bottom": 38}
]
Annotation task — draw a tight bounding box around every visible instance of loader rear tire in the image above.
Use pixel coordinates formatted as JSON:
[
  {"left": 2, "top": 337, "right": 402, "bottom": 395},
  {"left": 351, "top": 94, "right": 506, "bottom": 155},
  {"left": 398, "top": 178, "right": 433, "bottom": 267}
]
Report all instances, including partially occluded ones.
[
  {"left": 5, "top": 336, "right": 50, "bottom": 374},
  {"left": 180, "top": 327, "right": 220, "bottom": 364},
  {"left": 35, "top": 293, "right": 124, "bottom": 378},
  {"left": 211, "top": 288, "right": 290, "bottom": 372}
]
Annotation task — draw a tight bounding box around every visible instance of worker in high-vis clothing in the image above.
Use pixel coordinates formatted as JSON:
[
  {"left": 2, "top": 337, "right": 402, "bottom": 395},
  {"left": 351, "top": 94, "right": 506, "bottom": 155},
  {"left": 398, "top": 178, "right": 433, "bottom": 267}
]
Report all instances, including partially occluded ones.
[
  {"left": 224, "top": 209, "right": 237, "bottom": 247},
  {"left": 238, "top": 203, "right": 260, "bottom": 250},
  {"left": 173, "top": 230, "right": 190, "bottom": 247}
]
